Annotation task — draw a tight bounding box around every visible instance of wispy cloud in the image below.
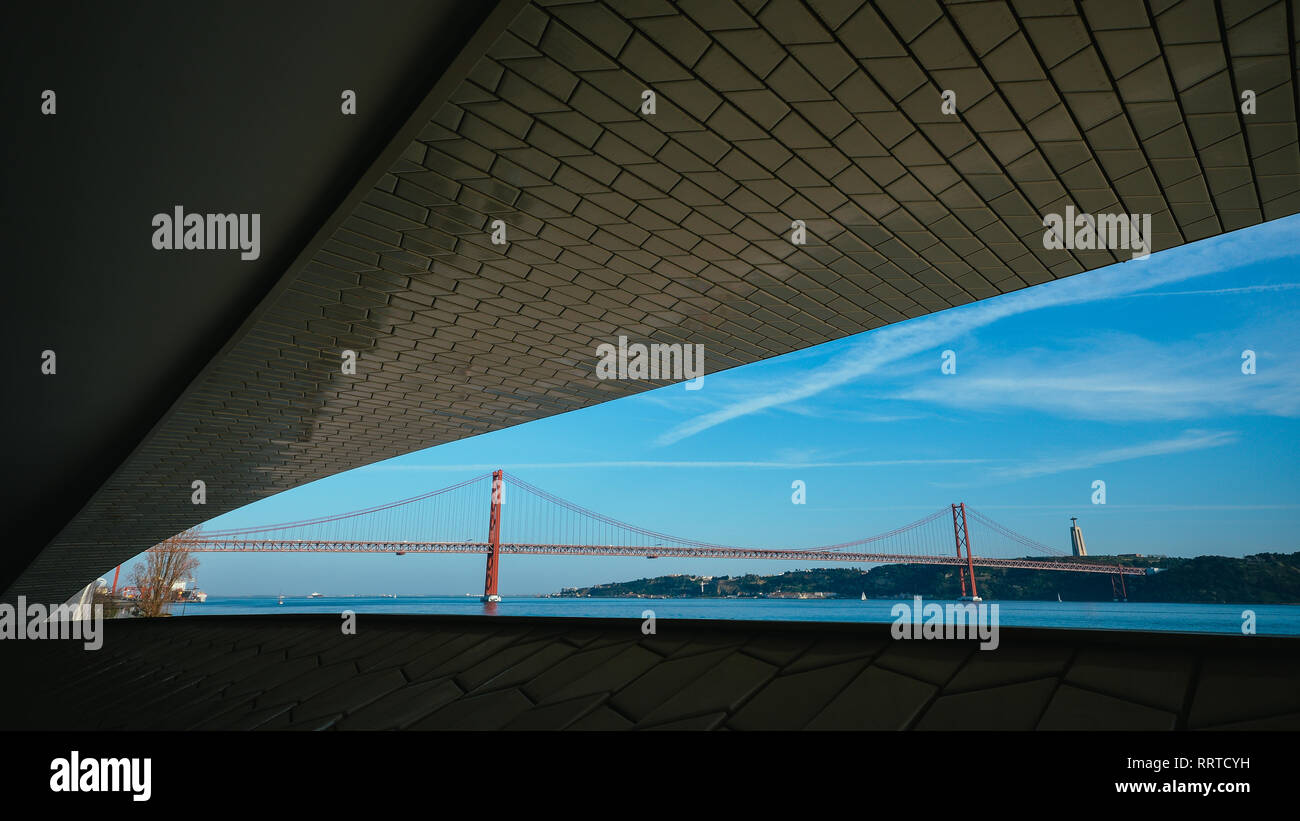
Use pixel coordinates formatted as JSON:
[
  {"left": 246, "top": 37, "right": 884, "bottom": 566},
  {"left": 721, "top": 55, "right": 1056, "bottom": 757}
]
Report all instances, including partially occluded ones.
[
  {"left": 1118, "top": 283, "right": 1300, "bottom": 299},
  {"left": 890, "top": 331, "right": 1300, "bottom": 421},
  {"left": 985, "top": 429, "right": 1238, "bottom": 482},
  {"left": 654, "top": 219, "right": 1299, "bottom": 445},
  {"left": 361, "top": 459, "right": 987, "bottom": 472},
  {"left": 778, "top": 404, "right": 927, "bottom": 424}
]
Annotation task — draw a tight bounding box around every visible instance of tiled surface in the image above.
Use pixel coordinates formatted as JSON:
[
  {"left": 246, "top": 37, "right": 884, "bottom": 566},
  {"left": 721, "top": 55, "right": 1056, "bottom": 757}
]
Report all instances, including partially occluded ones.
[
  {"left": 2, "top": 615, "right": 1296, "bottom": 730},
  {"left": 10, "top": 0, "right": 1300, "bottom": 601}
]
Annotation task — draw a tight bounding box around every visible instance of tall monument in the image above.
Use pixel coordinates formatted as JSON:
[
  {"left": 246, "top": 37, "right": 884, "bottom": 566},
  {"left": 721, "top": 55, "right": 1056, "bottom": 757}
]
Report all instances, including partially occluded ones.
[{"left": 1070, "top": 517, "right": 1087, "bottom": 557}]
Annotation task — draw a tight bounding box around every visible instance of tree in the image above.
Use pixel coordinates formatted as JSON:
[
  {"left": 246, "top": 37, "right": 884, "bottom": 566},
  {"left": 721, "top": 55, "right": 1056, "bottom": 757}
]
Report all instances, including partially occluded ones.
[
  {"left": 91, "top": 586, "right": 123, "bottom": 619},
  {"left": 129, "top": 528, "right": 201, "bottom": 617}
]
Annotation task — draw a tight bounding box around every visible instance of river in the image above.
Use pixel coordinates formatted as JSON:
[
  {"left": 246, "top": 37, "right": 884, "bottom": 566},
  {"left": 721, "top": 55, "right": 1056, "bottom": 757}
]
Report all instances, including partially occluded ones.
[{"left": 176, "top": 596, "right": 1300, "bottom": 635}]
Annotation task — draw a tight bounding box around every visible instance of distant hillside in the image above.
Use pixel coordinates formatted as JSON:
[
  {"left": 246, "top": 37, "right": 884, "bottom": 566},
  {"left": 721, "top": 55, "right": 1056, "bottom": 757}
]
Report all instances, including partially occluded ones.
[{"left": 553, "top": 553, "right": 1300, "bottom": 604}]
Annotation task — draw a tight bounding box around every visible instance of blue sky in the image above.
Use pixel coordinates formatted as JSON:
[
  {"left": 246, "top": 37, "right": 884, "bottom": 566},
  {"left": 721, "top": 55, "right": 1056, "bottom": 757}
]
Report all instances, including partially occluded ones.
[{"left": 143, "top": 215, "right": 1300, "bottom": 595}]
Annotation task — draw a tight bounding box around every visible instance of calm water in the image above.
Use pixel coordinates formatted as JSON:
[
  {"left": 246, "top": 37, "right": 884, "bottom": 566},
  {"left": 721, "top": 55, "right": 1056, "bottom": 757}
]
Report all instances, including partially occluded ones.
[{"left": 176, "top": 596, "right": 1300, "bottom": 636}]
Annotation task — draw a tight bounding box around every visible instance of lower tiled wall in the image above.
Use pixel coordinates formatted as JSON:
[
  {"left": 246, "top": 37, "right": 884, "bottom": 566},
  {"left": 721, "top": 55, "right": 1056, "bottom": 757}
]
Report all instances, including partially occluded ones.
[{"left": 1, "top": 615, "right": 1296, "bottom": 730}]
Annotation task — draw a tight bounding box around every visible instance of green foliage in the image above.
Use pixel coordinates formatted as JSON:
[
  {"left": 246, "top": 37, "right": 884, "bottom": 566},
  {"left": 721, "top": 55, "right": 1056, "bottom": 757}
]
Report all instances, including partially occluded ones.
[{"left": 555, "top": 553, "right": 1300, "bottom": 603}]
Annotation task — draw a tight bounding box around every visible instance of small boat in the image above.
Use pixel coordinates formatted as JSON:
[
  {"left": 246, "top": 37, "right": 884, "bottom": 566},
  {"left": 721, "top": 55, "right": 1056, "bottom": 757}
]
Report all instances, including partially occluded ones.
[
  {"left": 277, "top": 595, "right": 284, "bottom": 605},
  {"left": 307, "top": 592, "right": 324, "bottom": 599}
]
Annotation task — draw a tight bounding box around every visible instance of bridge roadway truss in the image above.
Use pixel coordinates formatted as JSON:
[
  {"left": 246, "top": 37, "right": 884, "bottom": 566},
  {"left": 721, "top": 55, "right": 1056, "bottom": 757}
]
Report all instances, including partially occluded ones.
[{"left": 188, "top": 539, "right": 1147, "bottom": 576}]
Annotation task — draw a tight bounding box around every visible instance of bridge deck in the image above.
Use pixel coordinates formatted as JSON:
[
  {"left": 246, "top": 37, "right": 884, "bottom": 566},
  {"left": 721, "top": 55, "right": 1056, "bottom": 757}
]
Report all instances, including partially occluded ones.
[{"left": 189, "top": 541, "right": 1148, "bottom": 575}]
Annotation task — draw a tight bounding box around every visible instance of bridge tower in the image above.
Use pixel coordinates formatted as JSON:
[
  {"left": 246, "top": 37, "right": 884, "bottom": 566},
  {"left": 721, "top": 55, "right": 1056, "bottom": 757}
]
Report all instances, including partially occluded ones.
[
  {"left": 481, "top": 470, "right": 504, "bottom": 602},
  {"left": 1110, "top": 572, "right": 1128, "bottom": 602},
  {"left": 951, "top": 503, "right": 980, "bottom": 601}
]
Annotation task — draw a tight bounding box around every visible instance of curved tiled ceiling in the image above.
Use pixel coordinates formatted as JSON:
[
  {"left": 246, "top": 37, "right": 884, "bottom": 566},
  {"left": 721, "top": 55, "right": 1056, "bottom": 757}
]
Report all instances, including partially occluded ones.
[{"left": 9, "top": 0, "right": 1299, "bottom": 600}]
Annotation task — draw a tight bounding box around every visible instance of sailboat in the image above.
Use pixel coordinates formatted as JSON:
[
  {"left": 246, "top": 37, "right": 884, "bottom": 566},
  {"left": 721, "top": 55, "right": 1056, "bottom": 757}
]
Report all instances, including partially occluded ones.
[
  {"left": 861, "top": 592, "right": 867, "bottom": 601},
  {"left": 1057, "top": 593, "right": 1062, "bottom": 603}
]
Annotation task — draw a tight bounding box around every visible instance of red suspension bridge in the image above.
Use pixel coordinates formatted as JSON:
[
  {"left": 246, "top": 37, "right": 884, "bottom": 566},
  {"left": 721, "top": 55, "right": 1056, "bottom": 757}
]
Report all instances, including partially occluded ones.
[{"left": 189, "top": 470, "right": 1144, "bottom": 601}]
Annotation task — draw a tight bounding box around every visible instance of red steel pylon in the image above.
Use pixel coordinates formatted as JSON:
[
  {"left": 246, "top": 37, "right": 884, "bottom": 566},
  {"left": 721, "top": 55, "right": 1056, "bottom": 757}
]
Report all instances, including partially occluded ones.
[
  {"left": 482, "top": 470, "right": 504, "bottom": 602},
  {"left": 951, "top": 503, "right": 978, "bottom": 600},
  {"left": 1111, "top": 572, "right": 1128, "bottom": 601}
]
